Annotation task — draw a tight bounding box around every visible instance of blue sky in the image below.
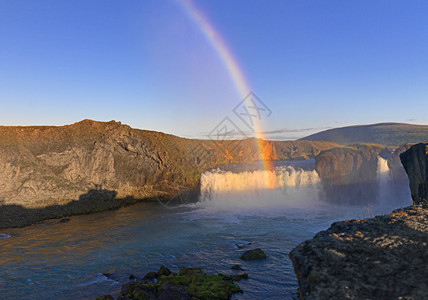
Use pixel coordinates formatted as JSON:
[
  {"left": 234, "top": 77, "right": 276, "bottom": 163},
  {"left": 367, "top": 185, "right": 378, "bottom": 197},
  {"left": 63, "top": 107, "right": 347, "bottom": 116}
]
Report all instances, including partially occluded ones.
[{"left": 1, "top": 0, "right": 428, "bottom": 139}]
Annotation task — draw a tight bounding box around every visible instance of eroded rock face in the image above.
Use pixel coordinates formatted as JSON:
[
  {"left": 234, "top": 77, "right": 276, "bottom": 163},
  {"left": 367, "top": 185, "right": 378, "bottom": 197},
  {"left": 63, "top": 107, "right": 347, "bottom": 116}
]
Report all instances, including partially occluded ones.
[
  {"left": 314, "top": 144, "right": 412, "bottom": 205},
  {"left": 400, "top": 143, "right": 428, "bottom": 205},
  {"left": 316, "top": 145, "right": 385, "bottom": 204},
  {"left": 0, "top": 120, "right": 338, "bottom": 209},
  {"left": 289, "top": 205, "right": 428, "bottom": 299}
]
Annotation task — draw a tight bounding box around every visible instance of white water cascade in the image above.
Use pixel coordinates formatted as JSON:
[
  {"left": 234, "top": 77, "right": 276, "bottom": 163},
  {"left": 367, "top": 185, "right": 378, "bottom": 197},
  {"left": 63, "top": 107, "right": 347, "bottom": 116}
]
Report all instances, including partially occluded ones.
[
  {"left": 377, "top": 156, "right": 412, "bottom": 209},
  {"left": 196, "top": 158, "right": 412, "bottom": 215},
  {"left": 377, "top": 156, "right": 392, "bottom": 208},
  {"left": 199, "top": 165, "right": 321, "bottom": 211}
]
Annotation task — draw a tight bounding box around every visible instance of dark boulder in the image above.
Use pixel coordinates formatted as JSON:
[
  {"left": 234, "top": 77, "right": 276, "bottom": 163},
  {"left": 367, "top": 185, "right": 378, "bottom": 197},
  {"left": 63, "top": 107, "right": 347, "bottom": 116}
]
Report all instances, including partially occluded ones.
[{"left": 240, "top": 248, "right": 267, "bottom": 260}]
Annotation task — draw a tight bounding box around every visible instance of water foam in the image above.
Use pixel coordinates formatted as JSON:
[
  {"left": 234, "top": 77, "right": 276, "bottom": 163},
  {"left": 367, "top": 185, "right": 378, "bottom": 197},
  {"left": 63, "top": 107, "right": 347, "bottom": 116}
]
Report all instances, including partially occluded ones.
[{"left": 377, "top": 156, "right": 411, "bottom": 209}]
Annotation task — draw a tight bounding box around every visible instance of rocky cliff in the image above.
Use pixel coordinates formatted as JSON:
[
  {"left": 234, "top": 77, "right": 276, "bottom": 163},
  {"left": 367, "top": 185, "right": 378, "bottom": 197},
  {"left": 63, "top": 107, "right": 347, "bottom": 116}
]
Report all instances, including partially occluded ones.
[
  {"left": 400, "top": 143, "right": 428, "bottom": 204},
  {"left": 0, "top": 120, "right": 338, "bottom": 227},
  {"left": 314, "top": 144, "right": 410, "bottom": 204}
]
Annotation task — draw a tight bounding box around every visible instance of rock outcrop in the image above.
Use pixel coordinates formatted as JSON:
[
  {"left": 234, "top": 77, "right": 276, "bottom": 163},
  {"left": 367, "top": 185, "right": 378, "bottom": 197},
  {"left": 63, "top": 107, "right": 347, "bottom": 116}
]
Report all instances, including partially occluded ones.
[
  {"left": 289, "top": 205, "right": 428, "bottom": 299},
  {"left": 0, "top": 120, "right": 338, "bottom": 227},
  {"left": 400, "top": 143, "right": 428, "bottom": 205}
]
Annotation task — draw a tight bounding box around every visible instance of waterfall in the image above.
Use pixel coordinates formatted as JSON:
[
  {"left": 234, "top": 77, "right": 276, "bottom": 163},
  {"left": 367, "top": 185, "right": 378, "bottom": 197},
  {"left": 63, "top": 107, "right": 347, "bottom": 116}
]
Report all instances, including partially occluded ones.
[
  {"left": 377, "top": 156, "right": 412, "bottom": 209},
  {"left": 199, "top": 165, "right": 321, "bottom": 210},
  {"left": 377, "top": 156, "right": 391, "bottom": 208},
  {"left": 377, "top": 156, "right": 390, "bottom": 174},
  {"left": 195, "top": 158, "right": 411, "bottom": 213}
]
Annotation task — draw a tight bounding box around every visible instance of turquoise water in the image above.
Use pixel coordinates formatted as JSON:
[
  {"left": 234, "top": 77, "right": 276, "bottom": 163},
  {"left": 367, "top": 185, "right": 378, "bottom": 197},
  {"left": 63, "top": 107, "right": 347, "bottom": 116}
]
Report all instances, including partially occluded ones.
[{"left": 0, "top": 161, "right": 411, "bottom": 299}]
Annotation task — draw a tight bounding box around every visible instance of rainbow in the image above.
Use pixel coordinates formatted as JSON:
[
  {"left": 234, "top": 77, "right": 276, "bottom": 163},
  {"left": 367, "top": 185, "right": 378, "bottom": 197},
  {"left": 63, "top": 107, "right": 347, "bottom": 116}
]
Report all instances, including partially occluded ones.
[{"left": 178, "top": 0, "right": 275, "bottom": 188}]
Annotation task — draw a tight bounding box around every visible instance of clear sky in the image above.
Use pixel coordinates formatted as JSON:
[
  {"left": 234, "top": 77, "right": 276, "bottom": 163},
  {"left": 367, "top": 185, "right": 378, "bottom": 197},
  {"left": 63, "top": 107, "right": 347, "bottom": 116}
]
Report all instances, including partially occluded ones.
[{"left": 1, "top": 0, "right": 428, "bottom": 139}]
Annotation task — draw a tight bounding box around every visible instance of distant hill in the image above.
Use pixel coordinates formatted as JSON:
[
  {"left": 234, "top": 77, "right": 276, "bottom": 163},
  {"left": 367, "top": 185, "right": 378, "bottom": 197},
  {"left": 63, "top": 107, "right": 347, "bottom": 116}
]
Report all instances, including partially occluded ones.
[{"left": 300, "top": 123, "right": 428, "bottom": 146}]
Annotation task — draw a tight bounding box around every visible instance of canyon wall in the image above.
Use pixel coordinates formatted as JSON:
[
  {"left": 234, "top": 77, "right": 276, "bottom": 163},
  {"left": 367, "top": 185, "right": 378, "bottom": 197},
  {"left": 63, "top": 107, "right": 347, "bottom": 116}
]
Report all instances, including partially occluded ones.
[
  {"left": 0, "top": 120, "right": 338, "bottom": 209},
  {"left": 315, "top": 144, "right": 411, "bottom": 204}
]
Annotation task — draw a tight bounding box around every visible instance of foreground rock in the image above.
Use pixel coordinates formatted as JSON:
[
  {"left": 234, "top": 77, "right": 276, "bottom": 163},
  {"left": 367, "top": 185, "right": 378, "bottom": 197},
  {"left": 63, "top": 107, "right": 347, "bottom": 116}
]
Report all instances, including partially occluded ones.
[
  {"left": 97, "top": 266, "right": 247, "bottom": 300},
  {"left": 400, "top": 143, "right": 428, "bottom": 204},
  {"left": 289, "top": 205, "right": 428, "bottom": 299}
]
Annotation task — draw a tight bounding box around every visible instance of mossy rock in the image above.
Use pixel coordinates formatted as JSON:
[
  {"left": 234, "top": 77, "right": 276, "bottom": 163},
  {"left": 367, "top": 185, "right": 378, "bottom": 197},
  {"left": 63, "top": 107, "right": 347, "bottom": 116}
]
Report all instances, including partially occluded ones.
[
  {"left": 240, "top": 248, "right": 267, "bottom": 261},
  {"left": 114, "top": 266, "right": 243, "bottom": 300}
]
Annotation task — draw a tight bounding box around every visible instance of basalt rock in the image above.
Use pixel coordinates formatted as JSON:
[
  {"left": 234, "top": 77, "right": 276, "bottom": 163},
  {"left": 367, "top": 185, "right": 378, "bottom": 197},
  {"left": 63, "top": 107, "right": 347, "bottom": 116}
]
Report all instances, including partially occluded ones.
[
  {"left": 400, "top": 143, "right": 428, "bottom": 205},
  {"left": 315, "top": 144, "right": 410, "bottom": 204}
]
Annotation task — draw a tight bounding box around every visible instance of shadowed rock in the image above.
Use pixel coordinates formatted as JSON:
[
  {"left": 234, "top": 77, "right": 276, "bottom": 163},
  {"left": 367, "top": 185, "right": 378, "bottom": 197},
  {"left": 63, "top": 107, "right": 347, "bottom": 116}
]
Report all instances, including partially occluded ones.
[{"left": 400, "top": 143, "right": 428, "bottom": 205}]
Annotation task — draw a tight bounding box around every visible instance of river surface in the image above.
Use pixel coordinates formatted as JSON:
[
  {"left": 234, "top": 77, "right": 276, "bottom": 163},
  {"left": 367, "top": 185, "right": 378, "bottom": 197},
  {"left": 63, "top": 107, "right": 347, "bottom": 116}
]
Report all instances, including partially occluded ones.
[{"left": 0, "top": 160, "right": 411, "bottom": 299}]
